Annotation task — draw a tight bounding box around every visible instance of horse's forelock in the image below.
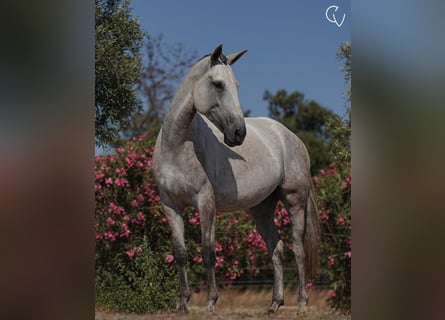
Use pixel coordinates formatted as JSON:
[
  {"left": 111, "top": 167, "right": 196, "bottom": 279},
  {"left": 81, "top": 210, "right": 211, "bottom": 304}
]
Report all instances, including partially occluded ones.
[{"left": 195, "top": 53, "right": 228, "bottom": 66}]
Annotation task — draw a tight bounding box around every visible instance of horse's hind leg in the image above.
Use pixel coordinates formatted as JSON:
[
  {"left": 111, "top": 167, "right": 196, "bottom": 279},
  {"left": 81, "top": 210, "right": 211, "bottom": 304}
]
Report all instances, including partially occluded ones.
[
  {"left": 163, "top": 203, "right": 191, "bottom": 312},
  {"left": 282, "top": 189, "right": 309, "bottom": 314},
  {"left": 250, "top": 191, "right": 284, "bottom": 313}
]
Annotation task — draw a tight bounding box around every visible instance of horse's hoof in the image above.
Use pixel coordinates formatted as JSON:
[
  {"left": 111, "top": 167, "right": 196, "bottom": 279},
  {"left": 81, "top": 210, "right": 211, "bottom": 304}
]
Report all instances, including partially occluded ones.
[
  {"left": 177, "top": 302, "right": 190, "bottom": 313},
  {"left": 205, "top": 302, "right": 216, "bottom": 315},
  {"left": 267, "top": 300, "right": 284, "bottom": 314},
  {"left": 298, "top": 304, "right": 308, "bottom": 314}
]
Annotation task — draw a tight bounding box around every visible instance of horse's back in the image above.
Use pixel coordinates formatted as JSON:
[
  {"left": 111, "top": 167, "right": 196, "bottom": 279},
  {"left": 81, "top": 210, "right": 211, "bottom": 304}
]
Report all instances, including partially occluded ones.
[{"left": 245, "top": 117, "right": 310, "bottom": 167}]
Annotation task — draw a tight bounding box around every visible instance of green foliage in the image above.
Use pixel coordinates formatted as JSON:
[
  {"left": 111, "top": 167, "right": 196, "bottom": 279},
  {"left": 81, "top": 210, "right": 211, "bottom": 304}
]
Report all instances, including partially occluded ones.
[
  {"left": 313, "top": 163, "right": 351, "bottom": 313},
  {"left": 264, "top": 89, "right": 335, "bottom": 174},
  {"left": 329, "top": 41, "right": 351, "bottom": 164},
  {"left": 337, "top": 41, "right": 351, "bottom": 92},
  {"left": 326, "top": 115, "right": 350, "bottom": 163},
  {"left": 95, "top": 0, "right": 144, "bottom": 147},
  {"left": 96, "top": 240, "right": 178, "bottom": 313},
  {"left": 95, "top": 136, "right": 178, "bottom": 313},
  {"left": 312, "top": 41, "right": 351, "bottom": 313}
]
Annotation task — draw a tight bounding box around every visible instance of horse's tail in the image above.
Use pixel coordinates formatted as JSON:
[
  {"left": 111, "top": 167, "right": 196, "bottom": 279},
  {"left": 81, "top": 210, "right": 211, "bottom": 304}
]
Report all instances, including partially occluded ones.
[{"left": 304, "top": 183, "right": 321, "bottom": 278}]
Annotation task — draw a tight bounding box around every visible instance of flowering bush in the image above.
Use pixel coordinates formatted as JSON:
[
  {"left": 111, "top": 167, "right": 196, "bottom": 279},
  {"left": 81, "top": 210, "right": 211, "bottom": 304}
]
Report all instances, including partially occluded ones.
[
  {"left": 313, "top": 162, "right": 351, "bottom": 312},
  {"left": 95, "top": 136, "right": 350, "bottom": 313},
  {"left": 95, "top": 136, "right": 177, "bottom": 313}
]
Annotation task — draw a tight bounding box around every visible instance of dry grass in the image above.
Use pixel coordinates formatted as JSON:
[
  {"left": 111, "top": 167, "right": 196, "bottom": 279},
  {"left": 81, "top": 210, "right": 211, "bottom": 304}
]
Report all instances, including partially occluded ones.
[{"left": 95, "top": 288, "right": 350, "bottom": 320}]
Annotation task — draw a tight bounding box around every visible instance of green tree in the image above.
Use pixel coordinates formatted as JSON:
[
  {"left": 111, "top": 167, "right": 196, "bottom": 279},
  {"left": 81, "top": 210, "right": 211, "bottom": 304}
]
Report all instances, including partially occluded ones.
[
  {"left": 326, "top": 41, "right": 351, "bottom": 163},
  {"left": 264, "top": 89, "right": 335, "bottom": 174},
  {"left": 95, "top": 0, "right": 144, "bottom": 147},
  {"left": 317, "top": 41, "right": 351, "bottom": 313}
]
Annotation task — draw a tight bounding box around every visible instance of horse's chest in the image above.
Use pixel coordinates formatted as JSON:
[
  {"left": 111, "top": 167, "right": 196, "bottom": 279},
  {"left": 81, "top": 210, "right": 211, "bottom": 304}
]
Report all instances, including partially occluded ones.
[{"left": 156, "top": 159, "right": 206, "bottom": 203}]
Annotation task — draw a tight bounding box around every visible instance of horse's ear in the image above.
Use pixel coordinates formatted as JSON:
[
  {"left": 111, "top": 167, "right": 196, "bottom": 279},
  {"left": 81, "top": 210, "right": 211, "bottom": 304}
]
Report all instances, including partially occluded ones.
[
  {"left": 210, "top": 44, "right": 223, "bottom": 64},
  {"left": 227, "top": 49, "right": 248, "bottom": 65}
]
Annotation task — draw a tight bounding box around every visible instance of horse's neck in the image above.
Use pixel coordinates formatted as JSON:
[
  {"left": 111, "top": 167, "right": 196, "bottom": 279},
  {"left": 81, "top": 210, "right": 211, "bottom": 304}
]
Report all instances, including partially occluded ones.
[
  {"left": 161, "top": 59, "right": 208, "bottom": 149},
  {"left": 161, "top": 81, "right": 196, "bottom": 149}
]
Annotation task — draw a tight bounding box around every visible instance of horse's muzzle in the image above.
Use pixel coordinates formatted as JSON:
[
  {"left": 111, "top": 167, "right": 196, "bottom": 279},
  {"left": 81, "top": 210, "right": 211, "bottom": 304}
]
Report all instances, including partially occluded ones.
[
  {"left": 234, "top": 126, "right": 246, "bottom": 145},
  {"left": 225, "top": 126, "right": 246, "bottom": 147}
]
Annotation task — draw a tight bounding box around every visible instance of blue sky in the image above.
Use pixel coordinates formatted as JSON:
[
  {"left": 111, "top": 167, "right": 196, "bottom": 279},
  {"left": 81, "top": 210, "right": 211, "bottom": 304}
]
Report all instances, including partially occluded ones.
[{"left": 131, "top": 0, "right": 350, "bottom": 117}]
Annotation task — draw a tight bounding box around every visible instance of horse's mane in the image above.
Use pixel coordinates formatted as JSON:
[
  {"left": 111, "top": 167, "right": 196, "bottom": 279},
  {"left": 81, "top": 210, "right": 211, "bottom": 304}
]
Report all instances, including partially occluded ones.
[{"left": 194, "top": 53, "right": 228, "bottom": 66}]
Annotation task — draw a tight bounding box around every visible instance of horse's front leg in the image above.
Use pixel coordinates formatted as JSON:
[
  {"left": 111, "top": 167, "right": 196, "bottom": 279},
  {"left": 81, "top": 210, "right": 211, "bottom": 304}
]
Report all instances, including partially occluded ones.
[
  {"left": 163, "top": 203, "right": 191, "bottom": 312},
  {"left": 197, "top": 192, "right": 218, "bottom": 314}
]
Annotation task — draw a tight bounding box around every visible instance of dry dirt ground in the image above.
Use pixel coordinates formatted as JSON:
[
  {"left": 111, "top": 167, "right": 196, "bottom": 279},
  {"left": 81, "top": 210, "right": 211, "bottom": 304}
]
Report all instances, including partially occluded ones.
[{"left": 95, "top": 288, "right": 350, "bottom": 320}]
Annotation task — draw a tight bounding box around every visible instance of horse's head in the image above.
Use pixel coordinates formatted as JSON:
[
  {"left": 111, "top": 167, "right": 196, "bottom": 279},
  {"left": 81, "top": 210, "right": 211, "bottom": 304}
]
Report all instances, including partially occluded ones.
[{"left": 193, "top": 45, "right": 248, "bottom": 147}]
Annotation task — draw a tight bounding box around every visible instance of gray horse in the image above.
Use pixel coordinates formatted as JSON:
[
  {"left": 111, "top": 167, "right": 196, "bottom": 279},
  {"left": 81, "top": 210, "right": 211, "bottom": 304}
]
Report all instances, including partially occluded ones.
[{"left": 152, "top": 45, "right": 320, "bottom": 315}]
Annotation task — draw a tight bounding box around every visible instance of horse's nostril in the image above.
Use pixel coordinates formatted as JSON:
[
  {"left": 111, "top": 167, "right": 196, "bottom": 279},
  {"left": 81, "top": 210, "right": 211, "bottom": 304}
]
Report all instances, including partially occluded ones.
[{"left": 234, "top": 127, "right": 246, "bottom": 144}]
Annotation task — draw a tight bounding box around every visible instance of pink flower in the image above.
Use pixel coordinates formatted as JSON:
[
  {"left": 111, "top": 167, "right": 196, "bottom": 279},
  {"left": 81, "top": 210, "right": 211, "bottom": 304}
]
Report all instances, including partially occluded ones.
[
  {"left": 305, "top": 282, "right": 313, "bottom": 290},
  {"left": 215, "top": 256, "right": 224, "bottom": 268},
  {"left": 193, "top": 256, "right": 202, "bottom": 263},
  {"left": 344, "top": 251, "right": 352, "bottom": 258},
  {"left": 274, "top": 218, "right": 281, "bottom": 227},
  {"left": 165, "top": 254, "right": 174, "bottom": 264},
  {"left": 131, "top": 199, "right": 138, "bottom": 207},
  {"left": 125, "top": 155, "right": 136, "bottom": 168},
  {"left": 105, "top": 177, "right": 113, "bottom": 187},
  {"left": 327, "top": 255, "right": 335, "bottom": 267},
  {"left": 125, "top": 246, "right": 143, "bottom": 259},
  {"left": 337, "top": 216, "right": 346, "bottom": 225},
  {"left": 116, "top": 146, "right": 125, "bottom": 153},
  {"left": 188, "top": 212, "right": 200, "bottom": 225},
  {"left": 104, "top": 231, "right": 118, "bottom": 242},
  {"left": 345, "top": 173, "right": 352, "bottom": 185},
  {"left": 115, "top": 167, "right": 126, "bottom": 176},
  {"left": 95, "top": 172, "right": 105, "bottom": 180},
  {"left": 114, "top": 178, "right": 129, "bottom": 188},
  {"left": 120, "top": 224, "right": 130, "bottom": 237},
  {"left": 137, "top": 211, "right": 145, "bottom": 221},
  {"left": 106, "top": 217, "right": 115, "bottom": 225},
  {"left": 328, "top": 289, "right": 337, "bottom": 298}
]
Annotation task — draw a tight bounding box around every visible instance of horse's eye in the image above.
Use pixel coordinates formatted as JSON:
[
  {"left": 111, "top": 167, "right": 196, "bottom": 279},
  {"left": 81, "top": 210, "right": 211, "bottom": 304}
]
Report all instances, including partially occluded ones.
[{"left": 212, "top": 81, "right": 224, "bottom": 91}]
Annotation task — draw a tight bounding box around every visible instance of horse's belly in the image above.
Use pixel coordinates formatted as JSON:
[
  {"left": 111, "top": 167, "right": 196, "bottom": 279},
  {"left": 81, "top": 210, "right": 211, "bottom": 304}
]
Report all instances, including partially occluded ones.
[{"left": 213, "top": 166, "right": 282, "bottom": 211}]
